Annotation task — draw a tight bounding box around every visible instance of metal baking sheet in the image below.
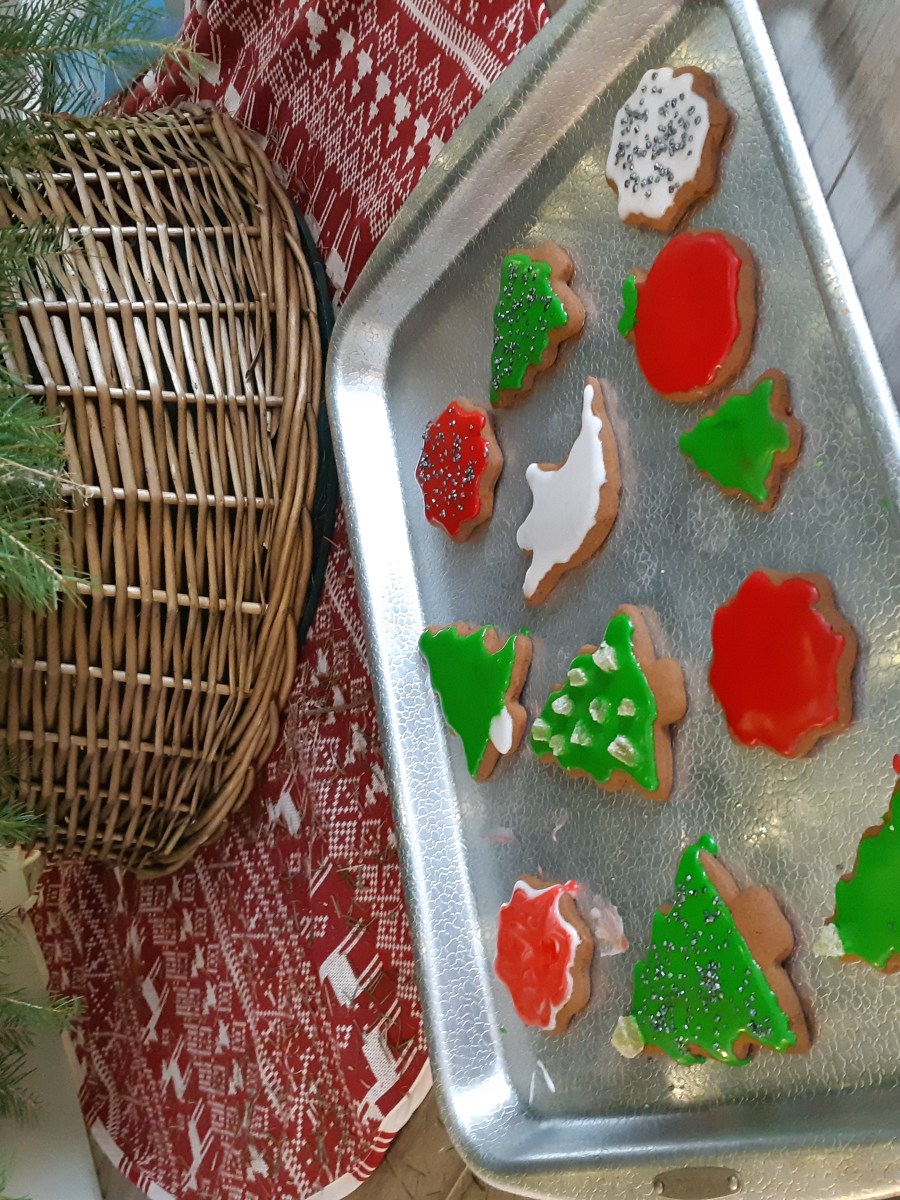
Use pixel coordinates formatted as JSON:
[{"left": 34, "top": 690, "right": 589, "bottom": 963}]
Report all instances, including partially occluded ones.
[{"left": 327, "top": 2, "right": 900, "bottom": 1197}]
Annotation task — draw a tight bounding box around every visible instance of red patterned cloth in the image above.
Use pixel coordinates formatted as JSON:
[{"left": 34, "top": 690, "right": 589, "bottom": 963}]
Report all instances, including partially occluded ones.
[{"left": 31, "top": 2, "right": 547, "bottom": 1198}]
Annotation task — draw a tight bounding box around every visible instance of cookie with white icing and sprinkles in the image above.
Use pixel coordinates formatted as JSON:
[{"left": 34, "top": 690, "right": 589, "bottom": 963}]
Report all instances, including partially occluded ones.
[
  {"left": 530, "top": 606, "right": 686, "bottom": 801},
  {"left": 612, "top": 836, "right": 810, "bottom": 1065},
  {"left": 489, "top": 242, "right": 585, "bottom": 409},
  {"left": 606, "top": 65, "right": 730, "bottom": 233},
  {"left": 420, "top": 624, "right": 532, "bottom": 781},
  {"left": 516, "top": 376, "right": 621, "bottom": 604},
  {"left": 415, "top": 399, "right": 503, "bottom": 541}
]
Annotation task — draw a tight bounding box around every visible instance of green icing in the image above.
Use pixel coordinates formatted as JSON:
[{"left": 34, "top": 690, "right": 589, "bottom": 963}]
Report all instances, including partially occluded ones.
[
  {"left": 834, "top": 784, "right": 900, "bottom": 969},
  {"left": 489, "top": 253, "right": 568, "bottom": 404},
  {"left": 420, "top": 625, "right": 518, "bottom": 777},
  {"left": 678, "top": 378, "right": 791, "bottom": 504},
  {"left": 629, "top": 836, "right": 796, "bottom": 1066},
  {"left": 618, "top": 273, "right": 639, "bottom": 338},
  {"left": 530, "top": 612, "right": 659, "bottom": 792}
]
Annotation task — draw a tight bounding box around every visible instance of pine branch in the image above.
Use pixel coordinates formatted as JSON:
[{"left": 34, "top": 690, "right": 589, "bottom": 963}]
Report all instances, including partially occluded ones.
[
  {"left": 0, "top": 800, "right": 42, "bottom": 851},
  {"left": 0, "top": 1049, "right": 37, "bottom": 1124}
]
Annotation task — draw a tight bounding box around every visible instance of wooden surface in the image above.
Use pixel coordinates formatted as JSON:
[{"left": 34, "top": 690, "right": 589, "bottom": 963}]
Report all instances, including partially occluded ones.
[{"left": 98, "top": 1, "right": 899, "bottom": 1197}]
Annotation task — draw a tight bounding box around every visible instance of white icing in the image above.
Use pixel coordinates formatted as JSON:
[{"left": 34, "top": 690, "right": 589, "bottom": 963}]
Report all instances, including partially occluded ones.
[
  {"left": 611, "top": 1014, "right": 645, "bottom": 1059},
  {"left": 489, "top": 707, "right": 514, "bottom": 755},
  {"left": 812, "top": 924, "right": 845, "bottom": 959},
  {"left": 592, "top": 643, "right": 618, "bottom": 673},
  {"left": 531, "top": 717, "right": 551, "bottom": 743},
  {"left": 567, "top": 667, "right": 588, "bottom": 687},
  {"left": 508, "top": 880, "right": 581, "bottom": 1032},
  {"left": 589, "top": 698, "right": 608, "bottom": 724},
  {"left": 552, "top": 694, "right": 573, "bottom": 716},
  {"left": 608, "top": 735, "right": 636, "bottom": 765},
  {"left": 549, "top": 734, "right": 566, "bottom": 756},
  {"left": 516, "top": 383, "right": 609, "bottom": 599},
  {"left": 606, "top": 66, "right": 711, "bottom": 222},
  {"left": 570, "top": 722, "right": 593, "bottom": 746},
  {"left": 618, "top": 698, "right": 636, "bottom": 717}
]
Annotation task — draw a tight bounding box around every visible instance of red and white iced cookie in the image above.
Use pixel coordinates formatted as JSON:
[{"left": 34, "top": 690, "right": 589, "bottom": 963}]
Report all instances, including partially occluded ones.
[
  {"left": 709, "top": 569, "right": 858, "bottom": 758},
  {"left": 415, "top": 399, "right": 503, "bottom": 541},
  {"left": 606, "top": 66, "right": 730, "bottom": 233},
  {"left": 619, "top": 229, "right": 756, "bottom": 403},
  {"left": 495, "top": 875, "right": 594, "bottom": 1035},
  {"left": 515, "top": 376, "right": 620, "bottom": 604}
]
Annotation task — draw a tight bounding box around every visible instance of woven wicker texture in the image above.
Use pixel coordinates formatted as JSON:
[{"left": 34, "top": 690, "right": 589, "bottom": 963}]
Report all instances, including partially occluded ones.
[{"left": 0, "top": 106, "right": 322, "bottom": 874}]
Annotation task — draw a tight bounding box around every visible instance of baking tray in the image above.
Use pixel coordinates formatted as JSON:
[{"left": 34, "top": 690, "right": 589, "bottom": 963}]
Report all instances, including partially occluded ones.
[{"left": 326, "top": 2, "right": 900, "bottom": 1198}]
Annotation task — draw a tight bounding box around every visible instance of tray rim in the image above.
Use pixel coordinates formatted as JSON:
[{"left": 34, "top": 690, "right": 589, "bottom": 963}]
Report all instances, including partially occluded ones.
[{"left": 326, "top": 0, "right": 900, "bottom": 1192}]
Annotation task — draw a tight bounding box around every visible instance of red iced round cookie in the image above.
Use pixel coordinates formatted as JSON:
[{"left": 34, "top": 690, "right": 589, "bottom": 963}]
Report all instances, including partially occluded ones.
[
  {"left": 709, "top": 569, "right": 857, "bottom": 757},
  {"left": 495, "top": 875, "right": 593, "bottom": 1034},
  {"left": 619, "top": 229, "right": 756, "bottom": 403},
  {"left": 415, "top": 399, "right": 502, "bottom": 541}
]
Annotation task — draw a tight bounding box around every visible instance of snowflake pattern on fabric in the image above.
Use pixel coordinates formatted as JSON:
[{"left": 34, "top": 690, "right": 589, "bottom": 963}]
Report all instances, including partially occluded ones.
[{"left": 32, "top": 3, "right": 548, "bottom": 1196}]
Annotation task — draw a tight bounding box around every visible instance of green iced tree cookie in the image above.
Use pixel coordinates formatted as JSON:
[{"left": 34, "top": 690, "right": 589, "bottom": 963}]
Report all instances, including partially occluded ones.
[
  {"left": 623, "top": 836, "right": 797, "bottom": 1066},
  {"left": 530, "top": 610, "right": 660, "bottom": 792},
  {"left": 831, "top": 781, "right": 900, "bottom": 969},
  {"left": 489, "top": 253, "right": 568, "bottom": 404}
]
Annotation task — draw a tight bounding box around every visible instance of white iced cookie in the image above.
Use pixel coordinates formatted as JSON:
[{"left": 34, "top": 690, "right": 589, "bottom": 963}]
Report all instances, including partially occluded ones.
[
  {"left": 606, "top": 66, "right": 729, "bottom": 232},
  {"left": 516, "top": 377, "right": 621, "bottom": 604}
]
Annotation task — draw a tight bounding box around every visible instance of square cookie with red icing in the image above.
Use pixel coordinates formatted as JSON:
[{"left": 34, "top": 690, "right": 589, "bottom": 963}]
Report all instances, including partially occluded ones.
[
  {"left": 415, "top": 399, "right": 503, "bottom": 542},
  {"left": 495, "top": 875, "right": 595, "bottom": 1035}
]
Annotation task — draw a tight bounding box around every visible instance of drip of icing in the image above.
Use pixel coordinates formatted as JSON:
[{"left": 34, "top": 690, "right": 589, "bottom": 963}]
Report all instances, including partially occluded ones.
[
  {"left": 607, "top": 67, "right": 712, "bottom": 222},
  {"left": 516, "top": 383, "right": 609, "bottom": 599},
  {"left": 489, "top": 708, "right": 514, "bottom": 755},
  {"left": 495, "top": 879, "right": 582, "bottom": 1031},
  {"left": 679, "top": 378, "right": 791, "bottom": 504},
  {"left": 419, "top": 626, "right": 518, "bottom": 777},
  {"left": 833, "top": 783, "right": 900, "bottom": 968},
  {"left": 629, "top": 835, "right": 796, "bottom": 1065},
  {"left": 709, "top": 571, "right": 847, "bottom": 756},
  {"left": 490, "top": 253, "right": 568, "bottom": 403},
  {"left": 415, "top": 401, "right": 491, "bottom": 536},
  {"left": 530, "top": 612, "right": 660, "bottom": 792},
  {"left": 632, "top": 231, "right": 743, "bottom": 396}
]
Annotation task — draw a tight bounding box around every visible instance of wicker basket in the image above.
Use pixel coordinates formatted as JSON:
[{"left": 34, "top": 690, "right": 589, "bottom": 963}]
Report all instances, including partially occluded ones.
[{"left": 0, "top": 106, "right": 324, "bottom": 874}]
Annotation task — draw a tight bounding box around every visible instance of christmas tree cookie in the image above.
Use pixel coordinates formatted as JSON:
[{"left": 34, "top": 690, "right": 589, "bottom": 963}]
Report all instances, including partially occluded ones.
[
  {"left": 709, "top": 570, "right": 857, "bottom": 758},
  {"left": 415, "top": 399, "right": 503, "bottom": 541},
  {"left": 619, "top": 229, "right": 756, "bottom": 403},
  {"left": 679, "top": 371, "right": 802, "bottom": 511},
  {"left": 613, "top": 836, "right": 810, "bottom": 1065},
  {"left": 530, "top": 606, "right": 686, "bottom": 801},
  {"left": 490, "top": 243, "right": 585, "bottom": 408},
  {"left": 516, "top": 377, "right": 621, "bottom": 604},
  {"left": 420, "top": 624, "right": 531, "bottom": 781},
  {"left": 495, "top": 875, "right": 594, "bottom": 1034},
  {"left": 815, "top": 772, "right": 900, "bottom": 972},
  {"left": 606, "top": 66, "right": 730, "bottom": 233}
]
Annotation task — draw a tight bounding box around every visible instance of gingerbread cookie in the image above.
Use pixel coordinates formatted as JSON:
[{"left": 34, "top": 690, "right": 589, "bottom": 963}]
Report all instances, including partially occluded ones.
[
  {"left": 490, "top": 243, "right": 585, "bottom": 408},
  {"left": 419, "top": 624, "right": 531, "bottom": 781},
  {"left": 495, "top": 875, "right": 594, "bottom": 1034},
  {"left": 530, "top": 606, "right": 686, "bottom": 801},
  {"left": 815, "top": 770, "right": 900, "bottom": 972},
  {"left": 619, "top": 229, "right": 756, "bottom": 403},
  {"left": 613, "top": 836, "right": 810, "bottom": 1066},
  {"left": 516, "top": 376, "right": 621, "bottom": 603},
  {"left": 679, "top": 371, "right": 802, "bottom": 511},
  {"left": 606, "top": 66, "right": 730, "bottom": 233},
  {"left": 415, "top": 399, "right": 503, "bottom": 541},
  {"left": 709, "top": 569, "right": 857, "bottom": 758}
]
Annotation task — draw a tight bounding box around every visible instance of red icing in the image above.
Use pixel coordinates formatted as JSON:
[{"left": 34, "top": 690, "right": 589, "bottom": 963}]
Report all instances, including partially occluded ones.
[
  {"left": 893, "top": 754, "right": 900, "bottom": 775},
  {"left": 709, "top": 571, "right": 846, "bottom": 757},
  {"left": 495, "top": 879, "right": 581, "bottom": 1030},
  {"left": 415, "top": 401, "right": 490, "bottom": 537},
  {"left": 634, "top": 231, "right": 743, "bottom": 396}
]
